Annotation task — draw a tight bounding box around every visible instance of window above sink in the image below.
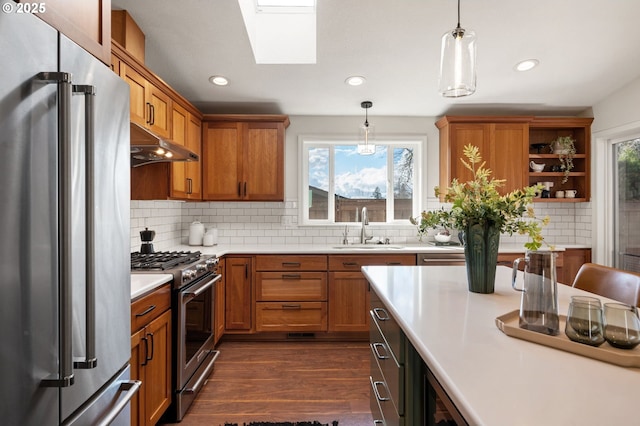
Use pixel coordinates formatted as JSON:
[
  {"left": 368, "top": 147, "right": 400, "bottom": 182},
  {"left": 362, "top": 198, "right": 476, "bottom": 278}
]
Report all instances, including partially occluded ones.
[{"left": 300, "top": 136, "right": 424, "bottom": 226}]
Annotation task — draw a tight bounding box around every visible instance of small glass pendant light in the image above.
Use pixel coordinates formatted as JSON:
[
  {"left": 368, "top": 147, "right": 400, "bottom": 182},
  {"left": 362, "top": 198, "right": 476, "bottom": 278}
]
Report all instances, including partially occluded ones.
[
  {"left": 439, "top": 0, "right": 477, "bottom": 97},
  {"left": 357, "top": 101, "right": 375, "bottom": 155}
]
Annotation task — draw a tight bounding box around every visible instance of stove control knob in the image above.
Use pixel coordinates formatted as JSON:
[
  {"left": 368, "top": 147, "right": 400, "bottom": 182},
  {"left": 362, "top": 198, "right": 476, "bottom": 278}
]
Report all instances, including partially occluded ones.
[
  {"left": 206, "top": 258, "right": 218, "bottom": 271},
  {"left": 183, "top": 270, "right": 196, "bottom": 282},
  {"left": 196, "top": 264, "right": 206, "bottom": 273}
]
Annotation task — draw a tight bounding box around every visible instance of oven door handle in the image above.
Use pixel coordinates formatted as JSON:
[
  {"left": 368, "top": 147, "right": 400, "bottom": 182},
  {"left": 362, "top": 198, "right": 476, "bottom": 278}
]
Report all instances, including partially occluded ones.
[{"left": 184, "top": 274, "right": 221, "bottom": 299}]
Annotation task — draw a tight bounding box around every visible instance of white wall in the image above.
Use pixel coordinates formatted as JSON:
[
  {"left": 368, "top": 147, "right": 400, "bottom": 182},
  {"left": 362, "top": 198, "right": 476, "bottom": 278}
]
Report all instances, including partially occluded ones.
[
  {"left": 592, "top": 77, "right": 640, "bottom": 133},
  {"left": 590, "top": 75, "right": 640, "bottom": 263}
]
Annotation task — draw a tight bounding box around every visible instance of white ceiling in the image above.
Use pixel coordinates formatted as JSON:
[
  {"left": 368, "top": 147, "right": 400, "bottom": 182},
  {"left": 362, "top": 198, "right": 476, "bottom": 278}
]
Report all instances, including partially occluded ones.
[{"left": 111, "top": 0, "right": 640, "bottom": 118}]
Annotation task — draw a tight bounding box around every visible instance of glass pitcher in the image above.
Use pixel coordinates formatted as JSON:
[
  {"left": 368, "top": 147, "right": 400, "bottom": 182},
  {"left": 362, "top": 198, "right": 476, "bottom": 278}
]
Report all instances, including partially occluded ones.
[{"left": 512, "top": 250, "right": 560, "bottom": 335}]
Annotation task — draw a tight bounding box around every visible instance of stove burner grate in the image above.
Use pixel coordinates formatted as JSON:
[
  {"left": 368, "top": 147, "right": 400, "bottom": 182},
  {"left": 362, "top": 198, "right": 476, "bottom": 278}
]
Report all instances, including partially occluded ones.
[{"left": 131, "top": 250, "right": 201, "bottom": 270}]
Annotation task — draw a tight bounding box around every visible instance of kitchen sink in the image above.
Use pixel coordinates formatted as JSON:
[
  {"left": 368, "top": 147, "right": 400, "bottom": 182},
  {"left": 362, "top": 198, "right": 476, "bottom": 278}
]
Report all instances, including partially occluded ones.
[{"left": 332, "top": 244, "right": 404, "bottom": 249}]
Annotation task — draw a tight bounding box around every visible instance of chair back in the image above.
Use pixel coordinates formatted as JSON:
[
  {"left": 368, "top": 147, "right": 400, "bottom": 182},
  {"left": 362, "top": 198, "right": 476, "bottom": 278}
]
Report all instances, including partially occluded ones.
[{"left": 572, "top": 263, "right": 640, "bottom": 307}]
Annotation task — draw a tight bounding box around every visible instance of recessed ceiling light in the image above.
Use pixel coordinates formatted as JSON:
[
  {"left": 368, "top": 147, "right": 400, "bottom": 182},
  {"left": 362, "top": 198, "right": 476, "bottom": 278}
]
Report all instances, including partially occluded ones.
[
  {"left": 345, "top": 76, "right": 366, "bottom": 86},
  {"left": 209, "top": 75, "right": 229, "bottom": 86},
  {"left": 515, "top": 59, "right": 539, "bottom": 72}
]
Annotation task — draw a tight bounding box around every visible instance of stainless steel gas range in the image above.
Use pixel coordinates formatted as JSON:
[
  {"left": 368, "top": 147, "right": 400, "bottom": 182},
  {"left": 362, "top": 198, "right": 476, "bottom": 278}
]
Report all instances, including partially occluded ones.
[{"left": 131, "top": 251, "right": 221, "bottom": 421}]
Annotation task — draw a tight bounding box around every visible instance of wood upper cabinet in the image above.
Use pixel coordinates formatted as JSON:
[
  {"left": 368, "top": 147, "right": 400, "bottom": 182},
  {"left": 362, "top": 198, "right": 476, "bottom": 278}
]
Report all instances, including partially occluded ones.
[
  {"left": 437, "top": 115, "right": 593, "bottom": 202},
  {"left": 25, "top": 0, "right": 111, "bottom": 64},
  {"left": 112, "top": 42, "right": 204, "bottom": 201},
  {"left": 170, "top": 104, "right": 202, "bottom": 200},
  {"left": 122, "top": 63, "right": 171, "bottom": 139},
  {"left": 202, "top": 115, "right": 290, "bottom": 201},
  {"left": 437, "top": 116, "right": 531, "bottom": 197}
]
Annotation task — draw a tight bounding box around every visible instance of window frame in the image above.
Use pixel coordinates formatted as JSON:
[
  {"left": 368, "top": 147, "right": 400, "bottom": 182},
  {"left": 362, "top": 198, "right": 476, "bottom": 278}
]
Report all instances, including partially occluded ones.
[{"left": 299, "top": 134, "right": 424, "bottom": 226}]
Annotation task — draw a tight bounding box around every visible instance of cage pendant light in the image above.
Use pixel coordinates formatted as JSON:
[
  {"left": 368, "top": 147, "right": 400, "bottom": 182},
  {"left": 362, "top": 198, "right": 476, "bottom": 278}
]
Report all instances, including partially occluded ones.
[
  {"left": 357, "top": 101, "right": 375, "bottom": 155},
  {"left": 438, "top": 0, "right": 477, "bottom": 97}
]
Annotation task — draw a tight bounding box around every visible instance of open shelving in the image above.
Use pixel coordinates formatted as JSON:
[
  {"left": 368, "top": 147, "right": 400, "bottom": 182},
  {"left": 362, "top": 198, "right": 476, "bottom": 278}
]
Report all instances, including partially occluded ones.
[{"left": 528, "top": 117, "right": 593, "bottom": 202}]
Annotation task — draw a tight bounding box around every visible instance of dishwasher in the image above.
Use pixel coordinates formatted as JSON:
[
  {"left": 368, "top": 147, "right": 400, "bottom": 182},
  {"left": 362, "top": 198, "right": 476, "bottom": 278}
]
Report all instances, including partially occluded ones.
[{"left": 417, "top": 252, "right": 466, "bottom": 266}]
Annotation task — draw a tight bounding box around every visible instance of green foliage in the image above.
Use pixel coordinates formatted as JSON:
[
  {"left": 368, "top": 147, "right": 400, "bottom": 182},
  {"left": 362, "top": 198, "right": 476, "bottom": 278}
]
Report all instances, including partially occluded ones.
[
  {"left": 413, "top": 145, "right": 550, "bottom": 250},
  {"left": 553, "top": 136, "right": 576, "bottom": 184},
  {"left": 618, "top": 139, "right": 640, "bottom": 200}
]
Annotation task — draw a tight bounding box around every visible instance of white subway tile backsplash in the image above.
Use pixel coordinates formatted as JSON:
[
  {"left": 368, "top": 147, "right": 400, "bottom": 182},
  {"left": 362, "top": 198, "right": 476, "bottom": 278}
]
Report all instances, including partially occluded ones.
[{"left": 130, "top": 198, "right": 592, "bottom": 251}]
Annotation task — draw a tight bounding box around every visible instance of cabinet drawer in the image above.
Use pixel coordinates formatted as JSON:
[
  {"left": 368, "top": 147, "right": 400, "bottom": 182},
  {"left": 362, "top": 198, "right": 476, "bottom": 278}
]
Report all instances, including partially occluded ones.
[
  {"left": 131, "top": 283, "right": 171, "bottom": 332},
  {"left": 256, "top": 302, "right": 327, "bottom": 332},
  {"left": 329, "top": 254, "right": 416, "bottom": 271},
  {"left": 370, "top": 292, "right": 404, "bottom": 365},
  {"left": 256, "top": 271, "right": 327, "bottom": 301},
  {"left": 371, "top": 323, "right": 404, "bottom": 416},
  {"left": 255, "top": 255, "right": 328, "bottom": 271},
  {"left": 370, "top": 357, "right": 402, "bottom": 426}
]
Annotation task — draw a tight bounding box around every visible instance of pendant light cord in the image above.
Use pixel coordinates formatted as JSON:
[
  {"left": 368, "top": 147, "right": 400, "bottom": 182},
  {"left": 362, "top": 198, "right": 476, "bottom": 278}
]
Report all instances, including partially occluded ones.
[{"left": 456, "top": 0, "right": 461, "bottom": 30}]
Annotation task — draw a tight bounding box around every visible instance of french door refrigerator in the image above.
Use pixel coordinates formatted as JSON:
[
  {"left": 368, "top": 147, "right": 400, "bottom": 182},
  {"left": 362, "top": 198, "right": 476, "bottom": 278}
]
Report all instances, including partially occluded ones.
[{"left": 0, "top": 11, "right": 137, "bottom": 425}]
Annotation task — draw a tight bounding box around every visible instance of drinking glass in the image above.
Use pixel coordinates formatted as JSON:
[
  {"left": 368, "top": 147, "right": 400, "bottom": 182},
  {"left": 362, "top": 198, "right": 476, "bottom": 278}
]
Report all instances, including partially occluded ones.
[
  {"left": 565, "top": 296, "right": 605, "bottom": 346},
  {"left": 603, "top": 303, "right": 640, "bottom": 349}
]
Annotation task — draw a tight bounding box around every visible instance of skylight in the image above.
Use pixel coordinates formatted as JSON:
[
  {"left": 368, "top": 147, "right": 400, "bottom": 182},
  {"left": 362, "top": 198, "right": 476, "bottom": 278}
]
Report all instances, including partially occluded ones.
[{"left": 238, "top": 0, "right": 317, "bottom": 64}]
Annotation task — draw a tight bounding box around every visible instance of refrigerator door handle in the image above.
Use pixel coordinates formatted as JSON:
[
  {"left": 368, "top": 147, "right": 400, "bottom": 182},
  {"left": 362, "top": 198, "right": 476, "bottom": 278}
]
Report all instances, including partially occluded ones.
[
  {"left": 73, "top": 84, "right": 98, "bottom": 370},
  {"left": 96, "top": 380, "right": 142, "bottom": 426},
  {"left": 37, "top": 72, "right": 76, "bottom": 388}
]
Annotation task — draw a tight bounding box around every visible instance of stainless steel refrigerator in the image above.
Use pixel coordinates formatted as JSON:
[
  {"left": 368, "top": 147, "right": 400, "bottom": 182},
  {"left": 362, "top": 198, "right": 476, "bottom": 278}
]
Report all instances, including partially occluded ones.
[{"left": 0, "top": 11, "right": 137, "bottom": 425}]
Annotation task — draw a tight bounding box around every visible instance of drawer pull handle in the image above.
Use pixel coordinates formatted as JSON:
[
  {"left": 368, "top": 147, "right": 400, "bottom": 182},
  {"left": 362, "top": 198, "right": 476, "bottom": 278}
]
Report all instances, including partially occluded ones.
[
  {"left": 374, "top": 421, "right": 384, "bottom": 425},
  {"left": 343, "top": 262, "right": 359, "bottom": 267},
  {"left": 282, "top": 274, "right": 302, "bottom": 279},
  {"left": 372, "top": 380, "right": 390, "bottom": 401},
  {"left": 282, "top": 262, "right": 301, "bottom": 267},
  {"left": 371, "top": 342, "right": 389, "bottom": 359},
  {"left": 386, "top": 262, "right": 401, "bottom": 265},
  {"left": 282, "top": 304, "right": 301, "bottom": 310},
  {"left": 135, "top": 305, "right": 156, "bottom": 317},
  {"left": 372, "top": 307, "right": 389, "bottom": 321}
]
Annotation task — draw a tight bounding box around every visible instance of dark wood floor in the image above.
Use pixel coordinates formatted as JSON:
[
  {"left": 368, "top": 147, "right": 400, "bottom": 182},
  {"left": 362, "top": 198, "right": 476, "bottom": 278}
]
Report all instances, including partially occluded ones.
[{"left": 165, "top": 340, "right": 374, "bottom": 426}]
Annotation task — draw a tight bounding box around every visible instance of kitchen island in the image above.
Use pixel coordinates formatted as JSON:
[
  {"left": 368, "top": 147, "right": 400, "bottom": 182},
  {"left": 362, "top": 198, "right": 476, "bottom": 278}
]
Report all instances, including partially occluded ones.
[{"left": 362, "top": 265, "right": 640, "bottom": 425}]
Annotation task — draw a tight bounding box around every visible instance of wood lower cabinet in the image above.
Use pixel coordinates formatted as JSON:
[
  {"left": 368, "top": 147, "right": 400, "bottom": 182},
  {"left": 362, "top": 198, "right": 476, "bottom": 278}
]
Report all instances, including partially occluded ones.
[
  {"left": 225, "top": 256, "right": 253, "bottom": 332},
  {"left": 497, "top": 248, "right": 591, "bottom": 285},
  {"left": 130, "top": 285, "right": 172, "bottom": 426},
  {"left": 202, "top": 115, "right": 289, "bottom": 201},
  {"left": 328, "top": 254, "right": 416, "bottom": 332},
  {"left": 255, "top": 255, "right": 328, "bottom": 332},
  {"left": 214, "top": 258, "right": 226, "bottom": 345},
  {"left": 562, "top": 248, "right": 592, "bottom": 285}
]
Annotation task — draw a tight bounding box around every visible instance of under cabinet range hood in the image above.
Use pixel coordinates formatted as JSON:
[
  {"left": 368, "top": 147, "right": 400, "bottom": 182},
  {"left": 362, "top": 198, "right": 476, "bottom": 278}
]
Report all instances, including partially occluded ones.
[{"left": 130, "top": 122, "right": 198, "bottom": 167}]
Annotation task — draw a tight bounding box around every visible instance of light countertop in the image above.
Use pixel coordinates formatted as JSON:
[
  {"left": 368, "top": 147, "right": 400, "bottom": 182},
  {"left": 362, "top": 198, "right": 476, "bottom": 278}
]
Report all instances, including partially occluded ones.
[
  {"left": 166, "top": 242, "right": 586, "bottom": 257},
  {"left": 131, "top": 273, "right": 172, "bottom": 299},
  {"left": 361, "top": 265, "right": 640, "bottom": 426}
]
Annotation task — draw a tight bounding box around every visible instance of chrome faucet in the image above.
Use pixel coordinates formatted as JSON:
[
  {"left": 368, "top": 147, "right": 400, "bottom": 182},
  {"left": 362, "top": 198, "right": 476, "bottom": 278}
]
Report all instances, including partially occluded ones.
[{"left": 360, "top": 206, "right": 373, "bottom": 244}]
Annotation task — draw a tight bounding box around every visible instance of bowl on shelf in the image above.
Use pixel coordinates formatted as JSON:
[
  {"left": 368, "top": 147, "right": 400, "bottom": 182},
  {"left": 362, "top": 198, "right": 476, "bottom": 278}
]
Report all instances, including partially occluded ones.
[
  {"left": 531, "top": 143, "right": 548, "bottom": 154},
  {"left": 434, "top": 232, "right": 452, "bottom": 243},
  {"left": 529, "top": 161, "right": 545, "bottom": 172}
]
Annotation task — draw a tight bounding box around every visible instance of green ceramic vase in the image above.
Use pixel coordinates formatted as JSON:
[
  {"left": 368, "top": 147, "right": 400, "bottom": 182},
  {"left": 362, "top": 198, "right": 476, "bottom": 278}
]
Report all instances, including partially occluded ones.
[{"left": 463, "top": 223, "right": 500, "bottom": 294}]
